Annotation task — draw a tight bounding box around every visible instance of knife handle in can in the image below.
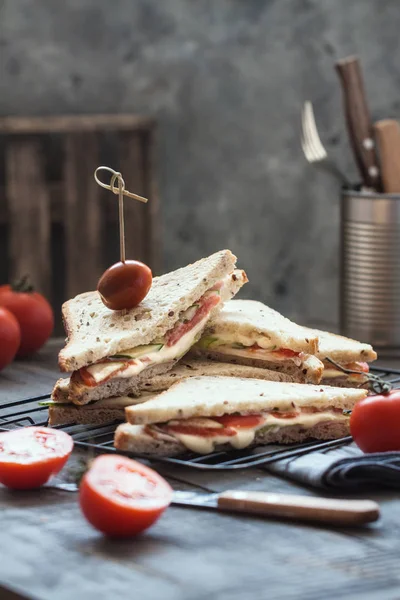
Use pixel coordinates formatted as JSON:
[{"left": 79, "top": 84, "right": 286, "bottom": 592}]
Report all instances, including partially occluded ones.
[
  {"left": 373, "top": 119, "right": 400, "bottom": 193},
  {"left": 218, "top": 490, "right": 379, "bottom": 526},
  {"left": 335, "top": 55, "right": 381, "bottom": 191}
]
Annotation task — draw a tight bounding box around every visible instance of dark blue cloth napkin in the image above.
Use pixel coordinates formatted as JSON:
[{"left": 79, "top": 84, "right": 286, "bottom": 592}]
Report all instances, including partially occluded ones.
[{"left": 266, "top": 443, "right": 400, "bottom": 489}]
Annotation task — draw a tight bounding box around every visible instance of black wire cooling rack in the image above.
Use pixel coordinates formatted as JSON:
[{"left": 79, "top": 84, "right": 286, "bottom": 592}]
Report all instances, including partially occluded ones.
[{"left": 1, "top": 364, "right": 399, "bottom": 470}]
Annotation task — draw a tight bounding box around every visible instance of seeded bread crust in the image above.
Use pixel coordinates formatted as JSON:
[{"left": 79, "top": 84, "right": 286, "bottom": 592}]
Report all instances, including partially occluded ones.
[
  {"left": 188, "top": 349, "right": 324, "bottom": 384},
  {"left": 302, "top": 327, "right": 377, "bottom": 363},
  {"left": 48, "top": 405, "right": 125, "bottom": 427},
  {"left": 321, "top": 377, "right": 368, "bottom": 389},
  {"left": 125, "top": 376, "right": 367, "bottom": 425},
  {"left": 114, "top": 419, "right": 350, "bottom": 457},
  {"left": 59, "top": 250, "right": 238, "bottom": 372}
]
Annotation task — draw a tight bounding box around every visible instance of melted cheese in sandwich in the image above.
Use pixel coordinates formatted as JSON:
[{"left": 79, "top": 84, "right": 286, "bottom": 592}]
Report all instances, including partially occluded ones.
[
  {"left": 210, "top": 345, "right": 303, "bottom": 366},
  {"left": 322, "top": 368, "right": 366, "bottom": 382},
  {"left": 152, "top": 411, "right": 347, "bottom": 454}
]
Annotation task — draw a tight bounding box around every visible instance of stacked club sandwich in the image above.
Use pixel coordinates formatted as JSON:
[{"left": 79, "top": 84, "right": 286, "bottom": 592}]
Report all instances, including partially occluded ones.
[{"left": 50, "top": 252, "right": 376, "bottom": 457}]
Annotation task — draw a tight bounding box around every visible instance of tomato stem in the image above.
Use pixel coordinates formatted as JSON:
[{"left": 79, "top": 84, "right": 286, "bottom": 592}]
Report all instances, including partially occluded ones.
[{"left": 11, "top": 275, "right": 35, "bottom": 293}]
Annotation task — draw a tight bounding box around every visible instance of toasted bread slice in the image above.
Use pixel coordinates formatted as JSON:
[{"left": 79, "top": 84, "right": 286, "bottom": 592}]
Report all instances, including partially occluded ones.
[
  {"left": 59, "top": 249, "right": 240, "bottom": 372},
  {"left": 125, "top": 376, "right": 367, "bottom": 425}
]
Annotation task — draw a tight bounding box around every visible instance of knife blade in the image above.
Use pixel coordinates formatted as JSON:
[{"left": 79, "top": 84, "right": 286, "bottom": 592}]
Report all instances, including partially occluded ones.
[
  {"left": 373, "top": 119, "right": 400, "bottom": 193},
  {"left": 51, "top": 484, "right": 380, "bottom": 526},
  {"left": 335, "top": 55, "right": 381, "bottom": 191}
]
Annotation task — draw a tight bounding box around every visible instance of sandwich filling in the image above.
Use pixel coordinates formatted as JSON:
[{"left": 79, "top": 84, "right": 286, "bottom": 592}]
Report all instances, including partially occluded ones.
[
  {"left": 143, "top": 408, "right": 348, "bottom": 454},
  {"left": 321, "top": 361, "right": 370, "bottom": 383},
  {"left": 195, "top": 335, "right": 305, "bottom": 366},
  {"left": 73, "top": 278, "right": 233, "bottom": 389}
]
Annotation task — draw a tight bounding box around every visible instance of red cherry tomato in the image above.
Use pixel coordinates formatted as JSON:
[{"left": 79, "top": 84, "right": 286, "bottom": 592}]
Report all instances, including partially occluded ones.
[
  {"left": 350, "top": 390, "right": 400, "bottom": 453},
  {"left": 79, "top": 455, "right": 172, "bottom": 537},
  {"left": 0, "top": 279, "right": 54, "bottom": 357},
  {"left": 0, "top": 427, "right": 73, "bottom": 489},
  {"left": 97, "top": 261, "right": 152, "bottom": 311},
  {"left": 0, "top": 307, "right": 20, "bottom": 371}
]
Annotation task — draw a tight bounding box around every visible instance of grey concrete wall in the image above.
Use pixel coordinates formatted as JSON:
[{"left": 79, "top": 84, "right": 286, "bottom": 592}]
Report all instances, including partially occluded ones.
[{"left": 1, "top": 0, "right": 398, "bottom": 327}]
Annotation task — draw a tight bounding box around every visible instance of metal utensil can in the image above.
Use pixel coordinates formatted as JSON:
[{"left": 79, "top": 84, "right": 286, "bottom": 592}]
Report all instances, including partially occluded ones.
[{"left": 340, "top": 188, "right": 400, "bottom": 354}]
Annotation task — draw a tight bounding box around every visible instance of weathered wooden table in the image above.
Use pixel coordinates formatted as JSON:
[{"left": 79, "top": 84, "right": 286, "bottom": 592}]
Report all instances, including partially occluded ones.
[{"left": 1, "top": 341, "right": 400, "bottom": 600}]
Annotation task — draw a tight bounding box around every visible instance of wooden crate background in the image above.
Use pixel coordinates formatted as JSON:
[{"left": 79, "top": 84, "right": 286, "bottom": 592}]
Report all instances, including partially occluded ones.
[{"left": 0, "top": 115, "right": 160, "bottom": 335}]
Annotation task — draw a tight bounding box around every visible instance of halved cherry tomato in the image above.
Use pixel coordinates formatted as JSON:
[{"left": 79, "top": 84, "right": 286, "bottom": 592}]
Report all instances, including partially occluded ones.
[
  {"left": 97, "top": 260, "right": 152, "bottom": 311},
  {"left": 0, "top": 278, "right": 54, "bottom": 357},
  {"left": 0, "top": 307, "right": 20, "bottom": 371},
  {"left": 165, "top": 423, "right": 236, "bottom": 437},
  {"left": 166, "top": 293, "right": 220, "bottom": 347},
  {"left": 214, "top": 414, "right": 264, "bottom": 429},
  {"left": 0, "top": 427, "right": 73, "bottom": 489},
  {"left": 350, "top": 390, "right": 400, "bottom": 453},
  {"left": 79, "top": 455, "right": 172, "bottom": 537}
]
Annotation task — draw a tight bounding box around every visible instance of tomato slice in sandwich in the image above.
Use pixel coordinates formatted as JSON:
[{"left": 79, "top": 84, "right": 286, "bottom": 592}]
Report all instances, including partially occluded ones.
[
  {"left": 213, "top": 414, "right": 264, "bottom": 429},
  {"left": 165, "top": 419, "right": 236, "bottom": 437},
  {"left": 166, "top": 294, "right": 220, "bottom": 347}
]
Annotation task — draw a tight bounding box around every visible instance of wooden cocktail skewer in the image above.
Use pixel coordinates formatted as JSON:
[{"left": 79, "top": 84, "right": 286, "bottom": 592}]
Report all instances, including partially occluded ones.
[
  {"left": 94, "top": 166, "right": 153, "bottom": 311},
  {"left": 94, "top": 166, "right": 148, "bottom": 264}
]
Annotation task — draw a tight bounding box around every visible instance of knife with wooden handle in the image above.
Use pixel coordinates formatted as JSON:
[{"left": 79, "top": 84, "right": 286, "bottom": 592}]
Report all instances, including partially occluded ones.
[
  {"left": 53, "top": 483, "right": 380, "bottom": 527},
  {"left": 335, "top": 55, "right": 381, "bottom": 191},
  {"left": 373, "top": 119, "right": 400, "bottom": 193},
  {"left": 216, "top": 491, "right": 380, "bottom": 526}
]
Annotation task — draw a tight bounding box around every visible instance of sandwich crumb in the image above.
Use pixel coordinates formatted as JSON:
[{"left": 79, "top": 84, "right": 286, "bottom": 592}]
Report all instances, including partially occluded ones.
[{"left": 259, "top": 393, "right": 264, "bottom": 397}]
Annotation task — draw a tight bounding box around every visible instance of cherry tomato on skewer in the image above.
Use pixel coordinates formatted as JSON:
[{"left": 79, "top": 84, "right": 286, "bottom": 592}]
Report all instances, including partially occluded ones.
[{"left": 97, "top": 260, "right": 152, "bottom": 311}]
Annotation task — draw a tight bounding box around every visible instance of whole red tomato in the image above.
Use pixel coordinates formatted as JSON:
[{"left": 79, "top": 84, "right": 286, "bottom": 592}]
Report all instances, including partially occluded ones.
[
  {"left": 0, "top": 277, "right": 54, "bottom": 357},
  {"left": 350, "top": 389, "right": 400, "bottom": 453},
  {"left": 0, "top": 307, "right": 20, "bottom": 371}
]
